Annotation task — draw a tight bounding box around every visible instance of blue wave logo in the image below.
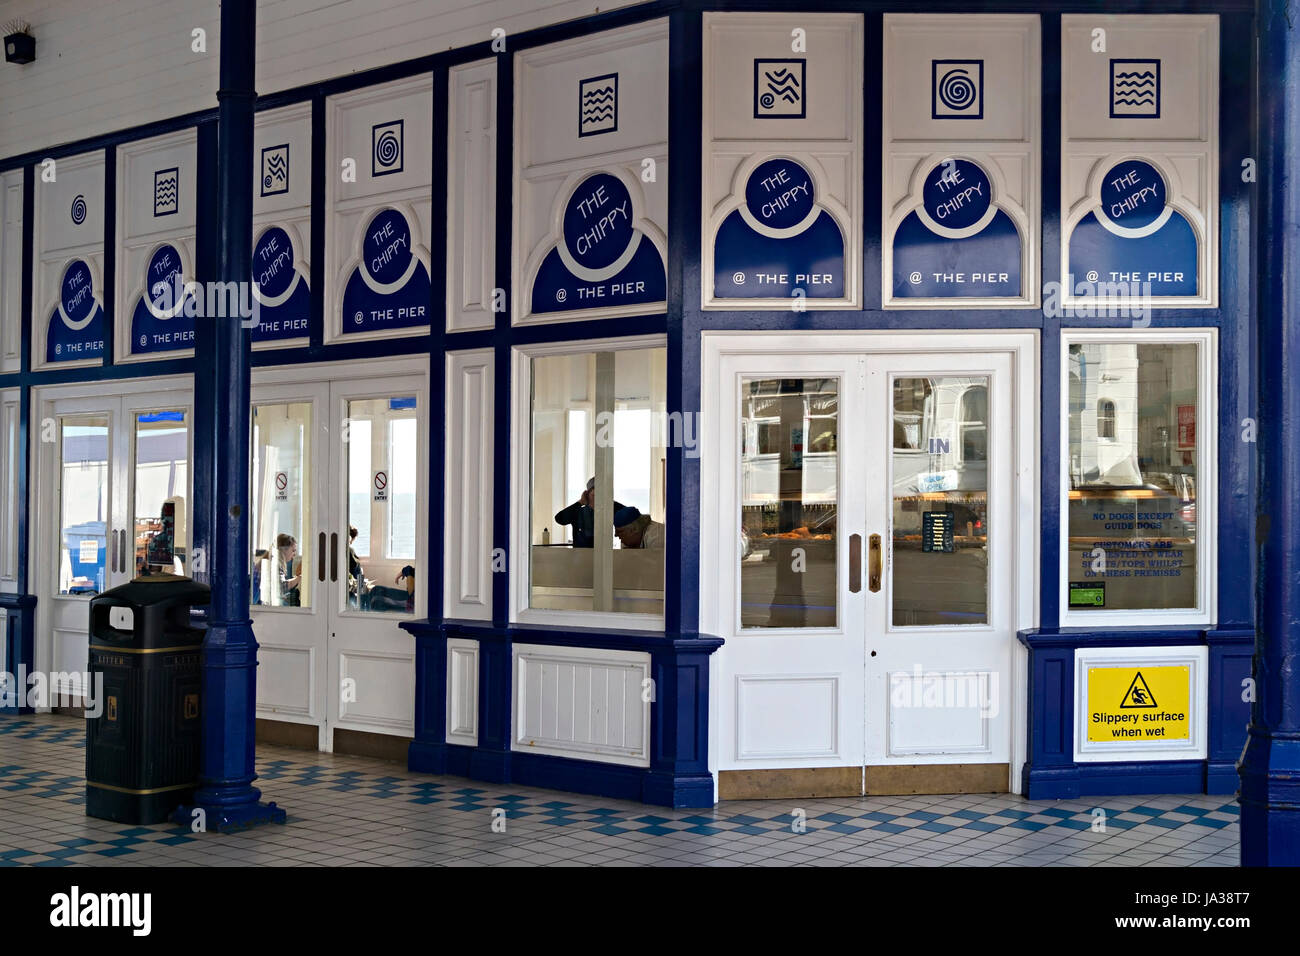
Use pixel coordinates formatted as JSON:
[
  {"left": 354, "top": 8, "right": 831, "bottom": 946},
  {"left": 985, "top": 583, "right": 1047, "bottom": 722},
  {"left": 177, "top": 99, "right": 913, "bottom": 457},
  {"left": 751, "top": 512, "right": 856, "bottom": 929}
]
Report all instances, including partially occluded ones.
[
  {"left": 153, "top": 168, "right": 179, "bottom": 217},
  {"left": 579, "top": 73, "right": 618, "bottom": 136},
  {"left": 1110, "top": 60, "right": 1160, "bottom": 117}
]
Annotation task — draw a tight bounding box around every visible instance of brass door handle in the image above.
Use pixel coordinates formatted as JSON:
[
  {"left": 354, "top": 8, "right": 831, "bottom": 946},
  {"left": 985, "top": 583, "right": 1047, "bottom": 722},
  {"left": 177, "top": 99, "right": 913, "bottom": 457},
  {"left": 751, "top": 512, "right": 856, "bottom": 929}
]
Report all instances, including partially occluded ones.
[
  {"left": 849, "top": 533, "right": 862, "bottom": 593},
  {"left": 868, "top": 533, "right": 882, "bottom": 593}
]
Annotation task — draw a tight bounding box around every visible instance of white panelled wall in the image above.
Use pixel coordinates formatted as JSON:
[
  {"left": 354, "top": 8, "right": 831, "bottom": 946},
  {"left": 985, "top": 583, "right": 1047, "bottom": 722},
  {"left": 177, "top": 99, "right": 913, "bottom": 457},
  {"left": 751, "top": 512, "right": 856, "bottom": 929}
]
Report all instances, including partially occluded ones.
[
  {"left": 0, "top": 170, "right": 20, "bottom": 373},
  {"left": 0, "top": 0, "right": 650, "bottom": 161}
]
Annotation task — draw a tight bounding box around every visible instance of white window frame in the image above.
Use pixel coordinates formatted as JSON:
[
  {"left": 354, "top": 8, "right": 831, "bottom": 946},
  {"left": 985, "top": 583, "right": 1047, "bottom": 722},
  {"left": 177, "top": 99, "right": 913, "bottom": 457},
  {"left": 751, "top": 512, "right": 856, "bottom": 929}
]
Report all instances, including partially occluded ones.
[
  {"left": 1059, "top": 328, "right": 1217, "bottom": 628},
  {"left": 510, "top": 333, "right": 667, "bottom": 631}
]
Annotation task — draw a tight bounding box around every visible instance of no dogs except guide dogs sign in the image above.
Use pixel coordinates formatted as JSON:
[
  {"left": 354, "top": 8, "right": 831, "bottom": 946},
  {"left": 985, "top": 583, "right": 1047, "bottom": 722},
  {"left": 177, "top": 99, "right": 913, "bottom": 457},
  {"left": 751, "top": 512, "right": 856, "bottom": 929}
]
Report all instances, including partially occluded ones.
[{"left": 1086, "top": 665, "right": 1191, "bottom": 743}]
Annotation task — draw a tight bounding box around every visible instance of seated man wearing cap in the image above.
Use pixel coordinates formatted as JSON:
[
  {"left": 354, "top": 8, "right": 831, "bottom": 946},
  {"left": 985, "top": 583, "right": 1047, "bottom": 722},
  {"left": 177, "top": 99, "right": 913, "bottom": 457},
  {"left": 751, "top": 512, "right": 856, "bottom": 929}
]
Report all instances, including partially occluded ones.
[
  {"left": 554, "top": 477, "right": 625, "bottom": 548},
  {"left": 614, "top": 506, "right": 665, "bottom": 549}
]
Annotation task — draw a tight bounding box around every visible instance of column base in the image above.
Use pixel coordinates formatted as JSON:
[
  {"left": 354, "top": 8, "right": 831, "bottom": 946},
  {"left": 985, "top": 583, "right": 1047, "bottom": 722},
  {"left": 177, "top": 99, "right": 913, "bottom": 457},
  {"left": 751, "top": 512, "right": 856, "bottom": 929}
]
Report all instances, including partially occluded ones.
[
  {"left": 1238, "top": 727, "right": 1300, "bottom": 865},
  {"left": 171, "top": 797, "right": 286, "bottom": 833}
]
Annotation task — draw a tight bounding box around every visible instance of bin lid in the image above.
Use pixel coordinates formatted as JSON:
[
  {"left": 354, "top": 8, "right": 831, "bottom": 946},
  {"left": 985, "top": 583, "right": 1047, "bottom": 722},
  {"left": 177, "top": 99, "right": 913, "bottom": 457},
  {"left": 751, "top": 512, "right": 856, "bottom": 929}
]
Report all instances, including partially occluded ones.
[{"left": 89, "top": 573, "right": 211, "bottom": 610}]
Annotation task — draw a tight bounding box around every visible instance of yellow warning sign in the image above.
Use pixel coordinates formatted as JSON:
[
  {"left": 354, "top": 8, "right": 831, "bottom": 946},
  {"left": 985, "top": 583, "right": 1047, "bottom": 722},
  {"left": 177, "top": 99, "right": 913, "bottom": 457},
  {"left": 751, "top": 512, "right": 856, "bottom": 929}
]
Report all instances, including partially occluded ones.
[{"left": 1087, "top": 665, "right": 1191, "bottom": 742}]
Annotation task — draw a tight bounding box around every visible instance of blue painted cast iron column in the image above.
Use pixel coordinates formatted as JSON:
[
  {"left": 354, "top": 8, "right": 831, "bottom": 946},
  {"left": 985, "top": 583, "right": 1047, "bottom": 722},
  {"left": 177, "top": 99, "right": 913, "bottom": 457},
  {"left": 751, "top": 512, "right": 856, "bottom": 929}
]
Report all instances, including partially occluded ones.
[
  {"left": 176, "top": 0, "right": 284, "bottom": 830},
  {"left": 1239, "top": 0, "right": 1300, "bottom": 865}
]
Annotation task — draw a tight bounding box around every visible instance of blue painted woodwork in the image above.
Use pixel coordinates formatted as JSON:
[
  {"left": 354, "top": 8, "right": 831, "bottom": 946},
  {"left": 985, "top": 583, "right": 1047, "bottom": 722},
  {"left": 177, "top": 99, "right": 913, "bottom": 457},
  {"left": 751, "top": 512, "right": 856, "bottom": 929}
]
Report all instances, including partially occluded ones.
[
  {"left": 1019, "top": 627, "right": 1253, "bottom": 800},
  {"left": 171, "top": 0, "right": 283, "bottom": 832},
  {"left": 402, "top": 620, "right": 723, "bottom": 807},
  {"left": 1239, "top": 0, "right": 1300, "bottom": 866},
  {"left": 0, "top": 2, "right": 1272, "bottom": 841}
]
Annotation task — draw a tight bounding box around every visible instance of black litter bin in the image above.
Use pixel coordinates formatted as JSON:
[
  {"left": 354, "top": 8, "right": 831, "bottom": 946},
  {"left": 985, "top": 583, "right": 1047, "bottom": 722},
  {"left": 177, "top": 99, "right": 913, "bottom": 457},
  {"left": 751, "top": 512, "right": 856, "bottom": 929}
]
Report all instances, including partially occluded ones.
[{"left": 85, "top": 573, "right": 210, "bottom": 824}]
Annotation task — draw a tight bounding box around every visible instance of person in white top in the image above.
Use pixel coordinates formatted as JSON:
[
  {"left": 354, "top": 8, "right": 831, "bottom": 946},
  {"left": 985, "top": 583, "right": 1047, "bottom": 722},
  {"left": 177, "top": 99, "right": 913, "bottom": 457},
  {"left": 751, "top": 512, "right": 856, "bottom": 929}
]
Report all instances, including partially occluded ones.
[{"left": 613, "top": 506, "right": 665, "bottom": 549}]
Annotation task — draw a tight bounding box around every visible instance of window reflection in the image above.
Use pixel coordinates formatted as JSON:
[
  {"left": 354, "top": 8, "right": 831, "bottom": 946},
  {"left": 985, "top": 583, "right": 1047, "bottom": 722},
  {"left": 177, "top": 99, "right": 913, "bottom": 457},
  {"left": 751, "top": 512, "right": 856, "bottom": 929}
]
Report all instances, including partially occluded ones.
[
  {"left": 1067, "top": 342, "right": 1198, "bottom": 611},
  {"left": 133, "top": 411, "right": 188, "bottom": 578},
  {"left": 59, "top": 416, "right": 109, "bottom": 596},
  {"left": 892, "top": 377, "right": 989, "bottom": 626},
  {"left": 740, "top": 378, "right": 837, "bottom": 629}
]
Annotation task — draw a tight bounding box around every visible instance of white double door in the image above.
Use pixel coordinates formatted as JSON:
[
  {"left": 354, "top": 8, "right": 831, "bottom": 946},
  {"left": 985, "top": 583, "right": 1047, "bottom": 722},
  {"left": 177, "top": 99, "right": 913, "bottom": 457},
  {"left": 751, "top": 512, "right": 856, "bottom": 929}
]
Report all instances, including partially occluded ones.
[
  {"left": 712, "top": 345, "right": 1026, "bottom": 777},
  {"left": 251, "top": 360, "right": 427, "bottom": 750},
  {"left": 34, "top": 377, "right": 193, "bottom": 699}
]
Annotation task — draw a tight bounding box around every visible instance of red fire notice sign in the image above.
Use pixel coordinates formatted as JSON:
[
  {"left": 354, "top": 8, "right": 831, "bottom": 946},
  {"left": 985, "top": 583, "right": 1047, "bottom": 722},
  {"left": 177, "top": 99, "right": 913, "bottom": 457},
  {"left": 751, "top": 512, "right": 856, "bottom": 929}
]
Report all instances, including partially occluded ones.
[{"left": 373, "top": 470, "right": 388, "bottom": 501}]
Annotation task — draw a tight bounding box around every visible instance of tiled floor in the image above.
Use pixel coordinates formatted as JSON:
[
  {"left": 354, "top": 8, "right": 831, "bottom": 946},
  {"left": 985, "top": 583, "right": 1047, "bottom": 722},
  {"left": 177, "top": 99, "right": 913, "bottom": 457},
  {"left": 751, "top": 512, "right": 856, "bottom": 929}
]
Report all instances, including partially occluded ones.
[{"left": 0, "top": 713, "right": 1240, "bottom": 866}]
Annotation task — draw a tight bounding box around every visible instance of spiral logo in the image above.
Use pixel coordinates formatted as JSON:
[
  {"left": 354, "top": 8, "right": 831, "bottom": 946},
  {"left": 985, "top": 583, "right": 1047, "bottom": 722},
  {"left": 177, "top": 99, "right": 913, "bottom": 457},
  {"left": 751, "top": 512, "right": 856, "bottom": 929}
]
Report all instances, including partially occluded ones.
[
  {"left": 374, "top": 131, "right": 400, "bottom": 169},
  {"left": 759, "top": 92, "right": 775, "bottom": 110},
  {"left": 938, "top": 68, "right": 977, "bottom": 111},
  {"left": 70, "top": 195, "right": 87, "bottom": 225},
  {"left": 263, "top": 175, "right": 273, "bottom": 190}
]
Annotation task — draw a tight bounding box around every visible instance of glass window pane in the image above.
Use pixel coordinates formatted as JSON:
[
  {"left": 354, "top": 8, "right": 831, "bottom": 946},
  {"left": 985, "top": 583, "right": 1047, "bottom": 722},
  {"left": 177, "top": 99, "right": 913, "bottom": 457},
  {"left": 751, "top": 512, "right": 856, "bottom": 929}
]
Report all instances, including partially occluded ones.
[
  {"left": 347, "top": 419, "right": 372, "bottom": 556},
  {"left": 1067, "top": 342, "right": 1199, "bottom": 611},
  {"left": 59, "top": 415, "right": 109, "bottom": 596},
  {"left": 740, "top": 378, "right": 838, "bottom": 629},
  {"left": 346, "top": 397, "right": 417, "bottom": 615},
  {"left": 134, "top": 410, "right": 188, "bottom": 578},
  {"left": 388, "top": 415, "right": 417, "bottom": 560},
  {"left": 530, "top": 347, "right": 666, "bottom": 616},
  {"left": 251, "top": 402, "right": 311, "bottom": 608},
  {"left": 892, "top": 376, "right": 988, "bottom": 626}
]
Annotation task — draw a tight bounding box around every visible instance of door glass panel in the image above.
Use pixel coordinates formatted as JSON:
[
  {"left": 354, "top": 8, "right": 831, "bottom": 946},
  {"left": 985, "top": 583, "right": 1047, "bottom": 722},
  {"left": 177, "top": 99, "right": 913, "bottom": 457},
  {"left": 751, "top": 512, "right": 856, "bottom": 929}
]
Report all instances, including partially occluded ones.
[
  {"left": 739, "top": 377, "right": 838, "bottom": 629},
  {"left": 891, "top": 376, "right": 989, "bottom": 626},
  {"left": 345, "top": 396, "right": 417, "bottom": 615},
  {"left": 58, "top": 415, "right": 110, "bottom": 596},
  {"left": 251, "top": 402, "right": 311, "bottom": 608},
  {"left": 133, "top": 410, "right": 189, "bottom": 578}
]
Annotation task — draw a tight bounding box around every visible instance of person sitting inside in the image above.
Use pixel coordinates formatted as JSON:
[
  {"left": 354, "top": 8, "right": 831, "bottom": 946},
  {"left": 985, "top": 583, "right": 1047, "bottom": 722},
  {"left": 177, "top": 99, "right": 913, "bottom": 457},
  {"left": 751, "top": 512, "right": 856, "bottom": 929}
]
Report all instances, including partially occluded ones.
[
  {"left": 613, "top": 506, "right": 665, "bottom": 549},
  {"left": 554, "top": 477, "right": 626, "bottom": 548},
  {"left": 347, "top": 525, "right": 366, "bottom": 608},
  {"left": 251, "top": 548, "right": 269, "bottom": 605},
  {"left": 369, "top": 565, "right": 414, "bottom": 613},
  {"left": 276, "top": 533, "right": 302, "bottom": 606}
]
